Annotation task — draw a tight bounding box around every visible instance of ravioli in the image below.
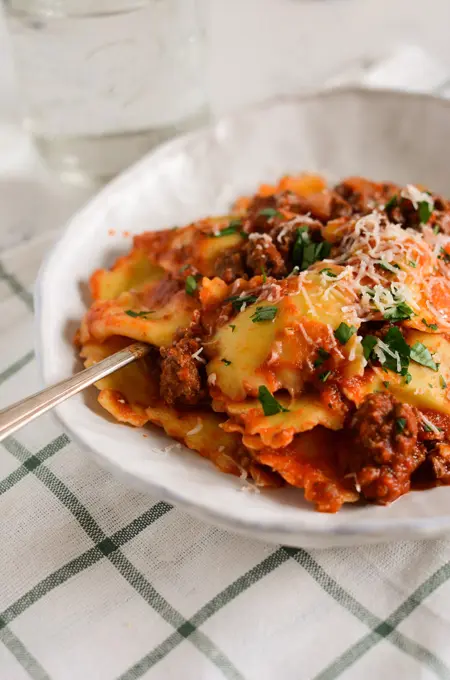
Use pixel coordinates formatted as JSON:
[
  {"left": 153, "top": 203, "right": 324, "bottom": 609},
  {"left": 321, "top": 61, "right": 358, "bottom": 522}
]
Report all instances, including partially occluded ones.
[
  {"left": 207, "top": 268, "right": 364, "bottom": 402},
  {"left": 78, "top": 173, "right": 450, "bottom": 513}
]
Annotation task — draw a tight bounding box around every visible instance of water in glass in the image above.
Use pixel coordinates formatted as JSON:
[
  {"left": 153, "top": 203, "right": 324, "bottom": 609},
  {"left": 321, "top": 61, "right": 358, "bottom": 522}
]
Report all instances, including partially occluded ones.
[{"left": 4, "top": 0, "right": 209, "bottom": 183}]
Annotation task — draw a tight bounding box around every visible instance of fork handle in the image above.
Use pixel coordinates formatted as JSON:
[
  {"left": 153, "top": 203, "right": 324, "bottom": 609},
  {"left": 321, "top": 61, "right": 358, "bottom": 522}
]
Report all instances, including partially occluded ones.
[{"left": 0, "top": 342, "right": 150, "bottom": 443}]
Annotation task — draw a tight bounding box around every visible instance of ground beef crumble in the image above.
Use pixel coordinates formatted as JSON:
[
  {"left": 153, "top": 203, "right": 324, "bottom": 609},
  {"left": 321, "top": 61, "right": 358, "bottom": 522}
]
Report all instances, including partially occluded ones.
[
  {"left": 160, "top": 335, "right": 206, "bottom": 406},
  {"left": 347, "top": 393, "right": 424, "bottom": 503}
]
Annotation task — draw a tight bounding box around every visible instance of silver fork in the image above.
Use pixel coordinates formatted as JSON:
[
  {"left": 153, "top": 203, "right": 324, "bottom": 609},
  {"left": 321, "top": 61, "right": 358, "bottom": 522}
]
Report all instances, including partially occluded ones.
[{"left": 0, "top": 342, "right": 150, "bottom": 442}]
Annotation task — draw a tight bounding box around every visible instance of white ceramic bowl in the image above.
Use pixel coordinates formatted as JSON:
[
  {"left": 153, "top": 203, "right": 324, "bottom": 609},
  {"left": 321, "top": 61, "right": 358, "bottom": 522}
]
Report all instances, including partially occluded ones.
[{"left": 36, "top": 88, "right": 450, "bottom": 548}]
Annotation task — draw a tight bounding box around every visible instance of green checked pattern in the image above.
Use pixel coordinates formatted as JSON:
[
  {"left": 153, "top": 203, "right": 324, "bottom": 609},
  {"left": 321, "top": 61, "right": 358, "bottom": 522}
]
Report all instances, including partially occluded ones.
[{"left": 4, "top": 238, "right": 450, "bottom": 680}]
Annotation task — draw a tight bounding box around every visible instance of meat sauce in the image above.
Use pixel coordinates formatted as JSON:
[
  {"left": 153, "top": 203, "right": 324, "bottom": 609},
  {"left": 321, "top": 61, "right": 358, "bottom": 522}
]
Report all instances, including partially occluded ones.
[{"left": 83, "top": 173, "right": 450, "bottom": 511}]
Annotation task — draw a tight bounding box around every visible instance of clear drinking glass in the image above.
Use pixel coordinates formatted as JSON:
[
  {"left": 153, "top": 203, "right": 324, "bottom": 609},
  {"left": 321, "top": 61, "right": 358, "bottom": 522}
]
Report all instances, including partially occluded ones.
[{"left": 3, "top": 0, "right": 209, "bottom": 184}]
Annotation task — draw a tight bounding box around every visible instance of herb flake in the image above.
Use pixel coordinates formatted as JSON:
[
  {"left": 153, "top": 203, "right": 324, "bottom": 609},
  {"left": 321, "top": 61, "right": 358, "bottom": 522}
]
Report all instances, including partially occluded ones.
[
  {"left": 410, "top": 342, "right": 438, "bottom": 371},
  {"left": 292, "top": 227, "right": 331, "bottom": 271},
  {"left": 362, "top": 335, "right": 378, "bottom": 360},
  {"left": 185, "top": 275, "right": 198, "bottom": 296},
  {"left": 334, "top": 322, "right": 356, "bottom": 345},
  {"left": 313, "top": 347, "right": 331, "bottom": 368},
  {"left": 383, "top": 301, "right": 414, "bottom": 322},
  {"left": 225, "top": 294, "right": 258, "bottom": 311},
  {"left": 385, "top": 195, "right": 397, "bottom": 210},
  {"left": 378, "top": 259, "right": 401, "bottom": 274},
  {"left": 251, "top": 306, "right": 278, "bottom": 323},
  {"left": 221, "top": 358, "right": 232, "bottom": 366},
  {"left": 419, "top": 200, "right": 433, "bottom": 224},
  {"left": 257, "top": 386, "right": 290, "bottom": 416},
  {"left": 422, "top": 318, "right": 438, "bottom": 331},
  {"left": 380, "top": 327, "right": 411, "bottom": 375},
  {"left": 125, "top": 310, "right": 155, "bottom": 318},
  {"left": 396, "top": 417, "right": 407, "bottom": 433},
  {"left": 258, "top": 207, "right": 282, "bottom": 218}
]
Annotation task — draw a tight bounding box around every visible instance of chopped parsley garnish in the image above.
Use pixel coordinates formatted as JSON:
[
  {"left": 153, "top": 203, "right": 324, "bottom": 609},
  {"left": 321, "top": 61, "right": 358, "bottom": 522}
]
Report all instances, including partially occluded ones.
[
  {"left": 363, "top": 327, "right": 411, "bottom": 376},
  {"left": 334, "top": 322, "right": 356, "bottom": 345},
  {"left": 440, "top": 375, "right": 447, "bottom": 389},
  {"left": 258, "top": 207, "right": 282, "bottom": 218},
  {"left": 229, "top": 218, "right": 242, "bottom": 229},
  {"left": 422, "top": 318, "right": 438, "bottom": 331},
  {"left": 292, "top": 227, "right": 331, "bottom": 271},
  {"left": 225, "top": 294, "right": 258, "bottom": 311},
  {"left": 385, "top": 195, "right": 397, "bottom": 210},
  {"left": 409, "top": 260, "right": 417, "bottom": 268},
  {"left": 383, "top": 381, "right": 390, "bottom": 388},
  {"left": 178, "top": 263, "right": 190, "bottom": 273},
  {"left": 405, "top": 373, "right": 412, "bottom": 384},
  {"left": 362, "top": 335, "right": 378, "bottom": 360},
  {"left": 221, "top": 358, "right": 232, "bottom": 366},
  {"left": 410, "top": 342, "right": 438, "bottom": 371},
  {"left": 423, "top": 422, "right": 440, "bottom": 433},
  {"left": 378, "top": 259, "right": 401, "bottom": 274},
  {"left": 261, "top": 264, "right": 267, "bottom": 283},
  {"left": 313, "top": 347, "right": 330, "bottom": 368},
  {"left": 383, "top": 301, "right": 414, "bottom": 322},
  {"left": 418, "top": 200, "right": 433, "bottom": 224},
  {"left": 211, "top": 225, "right": 239, "bottom": 238},
  {"left": 257, "top": 386, "right": 289, "bottom": 416},
  {"left": 320, "top": 268, "right": 337, "bottom": 277},
  {"left": 209, "top": 219, "right": 244, "bottom": 238},
  {"left": 185, "top": 275, "right": 198, "bottom": 296},
  {"left": 439, "top": 247, "right": 450, "bottom": 263},
  {"left": 396, "top": 417, "right": 407, "bottom": 433},
  {"left": 362, "top": 287, "right": 375, "bottom": 299},
  {"left": 251, "top": 306, "right": 278, "bottom": 323},
  {"left": 229, "top": 324, "right": 236, "bottom": 332},
  {"left": 433, "top": 225, "right": 440, "bottom": 235},
  {"left": 125, "top": 309, "right": 155, "bottom": 318},
  {"left": 319, "top": 370, "right": 332, "bottom": 383},
  {"left": 381, "top": 327, "right": 411, "bottom": 375}
]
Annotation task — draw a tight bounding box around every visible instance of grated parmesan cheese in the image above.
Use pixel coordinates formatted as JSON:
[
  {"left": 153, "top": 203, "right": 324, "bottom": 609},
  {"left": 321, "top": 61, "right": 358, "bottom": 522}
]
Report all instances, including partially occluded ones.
[
  {"left": 191, "top": 347, "right": 205, "bottom": 362},
  {"left": 163, "top": 443, "right": 182, "bottom": 453},
  {"left": 186, "top": 419, "right": 203, "bottom": 436},
  {"left": 375, "top": 338, "right": 402, "bottom": 373},
  {"left": 248, "top": 232, "right": 273, "bottom": 243},
  {"left": 421, "top": 414, "right": 441, "bottom": 435},
  {"left": 401, "top": 184, "right": 433, "bottom": 210}
]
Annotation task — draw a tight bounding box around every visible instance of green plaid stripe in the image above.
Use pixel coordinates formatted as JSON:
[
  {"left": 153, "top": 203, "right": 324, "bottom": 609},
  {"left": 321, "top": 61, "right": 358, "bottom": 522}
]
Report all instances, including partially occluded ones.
[
  {"left": 0, "top": 261, "right": 34, "bottom": 311},
  {"left": 0, "top": 627, "right": 51, "bottom": 680},
  {"left": 1, "top": 360, "right": 449, "bottom": 679},
  {"left": 119, "top": 545, "right": 450, "bottom": 680},
  {"left": 0, "top": 433, "right": 69, "bottom": 496},
  {"left": 2, "top": 245, "right": 450, "bottom": 680},
  {"left": 1, "top": 435, "right": 244, "bottom": 680},
  {"left": 119, "top": 549, "right": 291, "bottom": 679},
  {"left": 315, "top": 559, "right": 450, "bottom": 680},
  {"left": 0, "top": 350, "right": 34, "bottom": 388},
  {"left": 284, "top": 548, "right": 450, "bottom": 680}
]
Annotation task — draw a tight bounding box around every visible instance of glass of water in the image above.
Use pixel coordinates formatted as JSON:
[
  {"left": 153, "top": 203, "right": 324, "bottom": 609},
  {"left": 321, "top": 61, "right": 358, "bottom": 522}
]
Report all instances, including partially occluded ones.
[{"left": 3, "top": 0, "right": 209, "bottom": 184}]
